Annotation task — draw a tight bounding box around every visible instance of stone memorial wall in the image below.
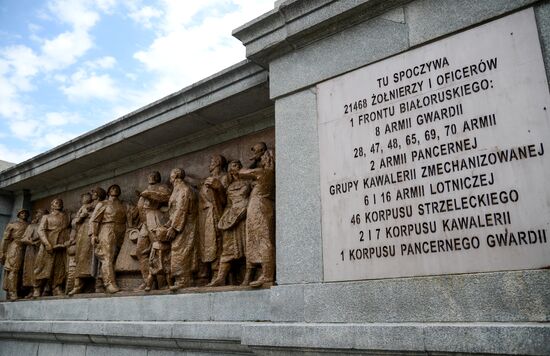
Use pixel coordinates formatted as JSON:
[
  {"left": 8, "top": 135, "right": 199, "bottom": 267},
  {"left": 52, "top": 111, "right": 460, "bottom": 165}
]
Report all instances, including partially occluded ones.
[{"left": 0, "top": 1, "right": 548, "bottom": 355}]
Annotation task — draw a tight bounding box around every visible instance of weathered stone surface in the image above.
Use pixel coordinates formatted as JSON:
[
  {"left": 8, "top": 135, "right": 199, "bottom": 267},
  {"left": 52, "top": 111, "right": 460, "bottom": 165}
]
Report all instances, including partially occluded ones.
[
  {"left": 536, "top": 2, "right": 550, "bottom": 83},
  {"left": 269, "top": 15, "right": 408, "bottom": 99},
  {"left": 304, "top": 270, "right": 550, "bottom": 323},
  {"left": 270, "top": 284, "right": 304, "bottom": 322},
  {"left": 0, "top": 340, "right": 39, "bottom": 356},
  {"left": 85, "top": 345, "right": 147, "bottom": 356},
  {"left": 61, "top": 344, "right": 86, "bottom": 356},
  {"left": 141, "top": 293, "right": 211, "bottom": 322},
  {"left": 423, "top": 324, "right": 550, "bottom": 355},
  {"left": 211, "top": 290, "right": 271, "bottom": 321},
  {"left": 87, "top": 297, "right": 143, "bottom": 321},
  {"left": 406, "top": 0, "right": 539, "bottom": 46},
  {"left": 37, "top": 342, "right": 63, "bottom": 356},
  {"left": 275, "top": 89, "right": 323, "bottom": 284},
  {"left": 242, "top": 322, "right": 550, "bottom": 355}
]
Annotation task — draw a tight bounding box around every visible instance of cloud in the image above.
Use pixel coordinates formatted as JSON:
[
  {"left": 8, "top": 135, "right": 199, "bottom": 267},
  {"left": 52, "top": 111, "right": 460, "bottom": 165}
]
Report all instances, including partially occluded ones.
[
  {"left": 132, "top": 0, "right": 274, "bottom": 99},
  {"left": 0, "top": 0, "right": 116, "bottom": 163},
  {"left": 0, "top": 0, "right": 276, "bottom": 163},
  {"left": 41, "top": 29, "right": 94, "bottom": 71},
  {"left": 0, "top": 143, "right": 40, "bottom": 164},
  {"left": 62, "top": 69, "right": 119, "bottom": 101},
  {"left": 85, "top": 56, "right": 117, "bottom": 69},
  {"left": 9, "top": 120, "right": 41, "bottom": 139},
  {"left": 47, "top": 0, "right": 100, "bottom": 30},
  {"left": 129, "top": 5, "right": 163, "bottom": 29},
  {"left": 45, "top": 111, "right": 83, "bottom": 126}
]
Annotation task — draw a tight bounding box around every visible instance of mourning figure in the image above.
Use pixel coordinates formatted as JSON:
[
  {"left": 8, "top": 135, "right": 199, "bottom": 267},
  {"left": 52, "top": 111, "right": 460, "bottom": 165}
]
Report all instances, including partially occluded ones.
[
  {"left": 198, "top": 155, "right": 229, "bottom": 284},
  {"left": 239, "top": 144, "right": 275, "bottom": 287},
  {"left": 166, "top": 168, "right": 198, "bottom": 291},
  {"left": 21, "top": 209, "right": 48, "bottom": 297},
  {"left": 0, "top": 209, "right": 30, "bottom": 301},
  {"left": 208, "top": 160, "right": 250, "bottom": 286},
  {"left": 90, "top": 184, "right": 127, "bottom": 294},
  {"left": 34, "top": 199, "right": 70, "bottom": 297}
]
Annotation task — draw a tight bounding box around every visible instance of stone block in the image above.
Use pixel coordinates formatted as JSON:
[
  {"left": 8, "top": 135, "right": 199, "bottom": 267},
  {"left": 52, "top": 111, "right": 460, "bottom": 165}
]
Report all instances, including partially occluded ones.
[
  {"left": 406, "top": 0, "right": 539, "bottom": 47},
  {"left": 85, "top": 344, "right": 147, "bottom": 356},
  {"left": 141, "top": 321, "right": 173, "bottom": 339},
  {"left": 46, "top": 298, "right": 90, "bottom": 321},
  {"left": 274, "top": 89, "right": 323, "bottom": 284},
  {"left": 147, "top": 351, "right": 181, "bottom": 356},
  {"left": 0, "top": 321, "right": 52, "bottom": 334},
  {"left": 423, "top": 324, "right": 550, "bottom": 355},
  {"left": 211, "top": 289, "right": 271, "bottom": 321},
  {"left": 37, "top": 342, "right": 63, "bottom": 356},
  {"left": 141, "top": 293, "right": 211, "bottom": 321},
  {"left": 269, "top": 15, "right": 409, "bottom": 99},
  {"left": 102, "top": 321, "right": 144, "bottom": 338},
  {"left": 61, "top": 344, "right": 87, "bottom": 356},
  {"left": 6, "top": 299, "right": 46, "bottom": 320},
  {"left": 303, "top": 270, "right": 550, "bottom": 323},
  {"left": 170, "top": 321, "right": 242, "bottom": 341},
  {"left": 352, "top": 324, "right": 424, "bottom": 351},
  {"left": 0, "top": 340, "right": 39, "bottom": 356},
  {"left": 270, "top": 285, "right": 305, "bottom": 322},
  {"left": 50, "top": 320, "right": 104, "bottom": 336},
  {"left": 242, "top": 323, "right": 355, "bottom": 350},
  {"left": 87, "top": 296, "right": 143, "bottom": 321}
]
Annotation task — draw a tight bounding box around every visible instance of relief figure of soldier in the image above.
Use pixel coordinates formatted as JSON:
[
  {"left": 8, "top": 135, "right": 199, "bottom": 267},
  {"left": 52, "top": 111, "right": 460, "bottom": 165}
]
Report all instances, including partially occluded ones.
[
  {"left": 21, "top": 209, "right": 47, "bottom": 298},
  {"left": 89, "top": 184, "right": 126, "bottom": 294},
  {"left": 136, "top": 171, "right": 172, "bottom": 291},
  {"left": 198, "top": 155, "right": 228, "bottom": 284},
  {"left": 0, "top": 209, "right": 29, "bottom": 301},
  {"left": 69, "top": 190, "right": 103, "bottom": 296},
  {"left": 34, "top": 199, "right": 70, "bottom": 297},
  {"left": 166, "top": 168, "right": 198, "bottom": 291}
]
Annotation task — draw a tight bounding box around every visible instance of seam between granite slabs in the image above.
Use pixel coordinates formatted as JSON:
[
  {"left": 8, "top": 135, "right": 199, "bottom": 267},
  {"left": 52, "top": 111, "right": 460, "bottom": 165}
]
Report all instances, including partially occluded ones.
[{"left": 403, "top": 4, "right": 410, "bottom": 49}]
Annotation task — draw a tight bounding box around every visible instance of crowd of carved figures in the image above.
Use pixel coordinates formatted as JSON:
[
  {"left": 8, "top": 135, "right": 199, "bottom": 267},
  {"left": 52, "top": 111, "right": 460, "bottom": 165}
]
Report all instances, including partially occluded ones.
[{"left": 0, "top": 143, "right": 275, "bottom": 301}]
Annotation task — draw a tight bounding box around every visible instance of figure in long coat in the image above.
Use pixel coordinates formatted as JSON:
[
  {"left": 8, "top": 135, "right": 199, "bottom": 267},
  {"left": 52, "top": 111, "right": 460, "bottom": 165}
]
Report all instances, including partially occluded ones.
[
  {"left": 68, "top": 192, "right": 98, "bottom": 296},
  {"left": 208, "top": 160, "right": 250, "bottom": 286},
  {"left": 34, "top": 199, "right": 70, "bottom": 297},
  {"left": 137, "top": 171, "right": 171, "bottom": 291},
  {"left": 89, "top": 184, "right": 127, "bottom": 294},
  {"left": 21, "top": 209, "right": 47, "bottom": 297},
  {"left": 239, "top": 147, "right": 275, "bottom": 287},
  {"left": 198, "top": 155, "right": 228, "bottom": 284},
  {"left": 166, "top": 168, "right": 198, "bottom": 291},
  {"left": 0, "top": 209, "right": 29, "bottom": 301}
]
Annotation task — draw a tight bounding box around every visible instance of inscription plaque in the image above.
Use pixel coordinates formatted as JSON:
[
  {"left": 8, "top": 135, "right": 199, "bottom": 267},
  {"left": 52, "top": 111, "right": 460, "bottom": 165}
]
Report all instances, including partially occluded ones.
[{"left": 318, "top": 9, "right": 550, "bottom": 282}]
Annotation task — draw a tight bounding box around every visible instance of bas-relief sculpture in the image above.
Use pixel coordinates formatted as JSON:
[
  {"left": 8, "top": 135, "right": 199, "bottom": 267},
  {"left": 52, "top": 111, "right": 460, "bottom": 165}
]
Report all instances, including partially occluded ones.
[
  {"left": 137, "top": 171, "right": 171, "bottom": 291},
  {"left": 34, "top": 198, "right": 70, "bottom": 297},
  {"left": 90, "top": 184, "right": 127, "bottom": 294},
  {"left": 0, "top": 142, "right": 275, "bottom": 300},
  {"left": 0, "top": 209, "right": 29, "bottom": 301},
  {"left": 69, "top": 190, "right": 102, "bottom": 296}
]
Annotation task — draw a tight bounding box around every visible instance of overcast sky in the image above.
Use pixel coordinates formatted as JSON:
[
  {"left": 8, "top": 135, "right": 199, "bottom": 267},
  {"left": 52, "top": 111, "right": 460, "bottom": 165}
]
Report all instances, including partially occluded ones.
[{"left": 0, "top": 0, "right": 274, "bottom": 164}]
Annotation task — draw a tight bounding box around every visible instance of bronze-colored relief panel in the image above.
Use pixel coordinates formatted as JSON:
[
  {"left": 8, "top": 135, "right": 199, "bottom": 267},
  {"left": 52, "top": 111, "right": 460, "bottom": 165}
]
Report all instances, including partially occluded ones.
[{"left": 1, "top": 128, "right": 275, "bottom": 300}]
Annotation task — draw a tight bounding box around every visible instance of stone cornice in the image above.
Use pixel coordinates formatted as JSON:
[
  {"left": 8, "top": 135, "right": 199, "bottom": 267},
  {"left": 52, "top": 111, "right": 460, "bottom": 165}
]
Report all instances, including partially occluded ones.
[{"left": 233, "top": 0, "right": 413, "bottom": 67}]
